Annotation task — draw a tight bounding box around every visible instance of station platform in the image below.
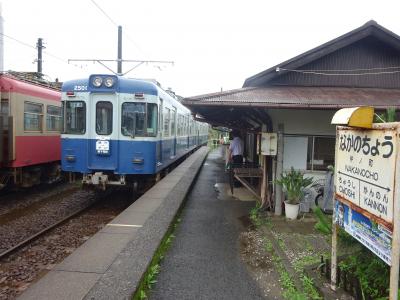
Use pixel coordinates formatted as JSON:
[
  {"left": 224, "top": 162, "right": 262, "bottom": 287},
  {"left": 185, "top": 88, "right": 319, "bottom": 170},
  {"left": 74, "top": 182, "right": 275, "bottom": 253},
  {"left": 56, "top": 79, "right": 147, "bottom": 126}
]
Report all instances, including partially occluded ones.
[
  {"left": 148, "top": 147, "right": 264, "bottom": 299},
  {"left": 18, "top": 147, "right": 209, "bottom": 300},
  {"left": 19, "top": 146, "right": 264, "bottom": 299}
]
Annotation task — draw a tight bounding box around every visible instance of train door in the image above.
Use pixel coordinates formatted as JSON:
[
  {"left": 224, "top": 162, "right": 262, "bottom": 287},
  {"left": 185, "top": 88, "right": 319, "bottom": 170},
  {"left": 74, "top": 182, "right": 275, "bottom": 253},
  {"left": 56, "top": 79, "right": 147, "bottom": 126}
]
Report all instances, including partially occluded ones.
[
  {"left": 197, "top": 124, "right": 200, "bottom": 146},
  {"left": 88, "top": 95, "right": 118, "bottom": 170},
  {"left": 186, "top": 115, "right": 190, "bottom": 149},
  {"left": 0, "top": 95, "right": 10, "bottom": 165},
  {"left": 157, "top": 98, "right": 163, "bottom": 165},
  {"left": 171, "top": 107, "right": 176, "bottom": 158},
  {"left": 0, "top": 97, "right": 6, "bottom": 163}
]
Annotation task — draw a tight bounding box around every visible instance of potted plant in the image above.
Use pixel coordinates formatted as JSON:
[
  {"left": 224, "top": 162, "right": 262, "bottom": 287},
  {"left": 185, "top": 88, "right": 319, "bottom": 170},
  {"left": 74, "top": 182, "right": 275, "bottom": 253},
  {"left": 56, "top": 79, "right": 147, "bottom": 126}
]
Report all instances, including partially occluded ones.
[{"left": 276, "top": 167, "right": 314, "bottom": 220}]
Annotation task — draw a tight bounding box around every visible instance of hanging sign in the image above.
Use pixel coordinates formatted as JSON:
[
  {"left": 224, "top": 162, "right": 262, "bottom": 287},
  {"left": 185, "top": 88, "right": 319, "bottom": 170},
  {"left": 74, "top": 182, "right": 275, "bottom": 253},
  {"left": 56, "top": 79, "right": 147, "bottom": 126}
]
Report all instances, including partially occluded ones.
[{"left": 260, "top": 133, "right": 277, "bottom": 156}]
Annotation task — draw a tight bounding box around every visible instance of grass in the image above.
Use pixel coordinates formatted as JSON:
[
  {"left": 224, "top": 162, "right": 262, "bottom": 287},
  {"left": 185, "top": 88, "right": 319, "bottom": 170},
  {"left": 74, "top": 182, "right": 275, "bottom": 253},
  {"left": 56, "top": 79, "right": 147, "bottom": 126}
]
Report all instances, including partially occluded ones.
[
  {"left": 251, "top": 206, "right": 323, "bottom": 300},
  {"left": 132, "top": 217, "right": 181, "bottom": 300}
]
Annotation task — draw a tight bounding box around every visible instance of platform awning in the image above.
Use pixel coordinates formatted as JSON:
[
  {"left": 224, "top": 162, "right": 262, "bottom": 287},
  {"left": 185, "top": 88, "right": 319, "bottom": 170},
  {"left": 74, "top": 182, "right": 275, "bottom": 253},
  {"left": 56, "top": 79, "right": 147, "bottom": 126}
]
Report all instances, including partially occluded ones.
[{"left": 183, "top": 86, "right": 400, "bottom": 129}]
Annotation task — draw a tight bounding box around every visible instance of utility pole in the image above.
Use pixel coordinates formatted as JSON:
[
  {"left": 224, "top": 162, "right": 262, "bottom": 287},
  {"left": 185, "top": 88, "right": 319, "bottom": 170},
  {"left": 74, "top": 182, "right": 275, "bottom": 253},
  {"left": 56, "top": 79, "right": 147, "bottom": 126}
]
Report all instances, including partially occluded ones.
[
  {"left": 117, "top": 26, "right": 122, "bottom": 75},
  {"left": 0, "top": 4, "right": 4, "bottom": 73},
  {"left": 36, "top": 38, "right": 45, "bottom": 78}
]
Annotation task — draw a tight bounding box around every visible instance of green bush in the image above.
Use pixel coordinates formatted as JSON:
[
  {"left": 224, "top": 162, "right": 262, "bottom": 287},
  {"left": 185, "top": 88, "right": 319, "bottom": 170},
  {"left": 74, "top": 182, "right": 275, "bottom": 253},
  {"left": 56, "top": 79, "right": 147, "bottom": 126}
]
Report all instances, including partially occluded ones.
[
  {"left": 276, "top": 167, "right": 314, "bottom": 204},
  {"left": 313, "top": 207, "right": 331, "bottom": 235},
  {"left": 339, "top": 248, "right": 390, "bottom": 298}
]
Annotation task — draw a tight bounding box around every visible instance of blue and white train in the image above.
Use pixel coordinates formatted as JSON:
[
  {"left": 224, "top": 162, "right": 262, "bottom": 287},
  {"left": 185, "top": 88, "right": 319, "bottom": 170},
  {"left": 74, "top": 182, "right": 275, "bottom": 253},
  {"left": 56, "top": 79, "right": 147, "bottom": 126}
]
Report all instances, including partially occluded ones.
[{"left": 61, "top": 74, "right": 208, "bottom": 189}]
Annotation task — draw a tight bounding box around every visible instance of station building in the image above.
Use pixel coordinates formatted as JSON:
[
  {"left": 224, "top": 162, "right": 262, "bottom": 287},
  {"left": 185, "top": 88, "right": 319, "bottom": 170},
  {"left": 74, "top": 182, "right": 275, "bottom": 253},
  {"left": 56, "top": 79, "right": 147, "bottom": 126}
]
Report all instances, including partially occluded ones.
[{"left": 183, "top": 20, "right": 400, "bottom": 215}]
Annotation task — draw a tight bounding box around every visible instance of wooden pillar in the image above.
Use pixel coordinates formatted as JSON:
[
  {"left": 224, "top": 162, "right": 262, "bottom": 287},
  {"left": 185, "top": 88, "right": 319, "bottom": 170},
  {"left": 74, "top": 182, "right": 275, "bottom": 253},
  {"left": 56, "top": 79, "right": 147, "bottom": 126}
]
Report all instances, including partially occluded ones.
[
  {"left": 275, "top": 123, "right": 284, "bottom": 216},
  {"left": 330, "top": 134, "right": 340, "bottom": 291},
  {"left": 389, "top": 127, "right": 400, "bottom": 299},
  {"left": 260, "top": 155, "right": 267, "bottom": 208}
]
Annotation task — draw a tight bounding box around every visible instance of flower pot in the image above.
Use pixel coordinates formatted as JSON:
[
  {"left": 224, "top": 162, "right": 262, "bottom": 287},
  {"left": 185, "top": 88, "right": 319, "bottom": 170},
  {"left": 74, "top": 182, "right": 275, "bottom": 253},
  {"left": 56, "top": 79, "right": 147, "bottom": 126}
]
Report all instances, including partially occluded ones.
[{"left": 284, "top": 201, "right": 299, "bottom": 220}]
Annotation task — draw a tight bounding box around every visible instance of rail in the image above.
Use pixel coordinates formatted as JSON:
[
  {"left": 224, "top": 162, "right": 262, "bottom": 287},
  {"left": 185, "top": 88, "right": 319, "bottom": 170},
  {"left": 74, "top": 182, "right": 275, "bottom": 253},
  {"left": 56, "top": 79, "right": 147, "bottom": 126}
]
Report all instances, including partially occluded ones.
[{"left": 0, "top": 202, "right": 95, "bottom": 260}]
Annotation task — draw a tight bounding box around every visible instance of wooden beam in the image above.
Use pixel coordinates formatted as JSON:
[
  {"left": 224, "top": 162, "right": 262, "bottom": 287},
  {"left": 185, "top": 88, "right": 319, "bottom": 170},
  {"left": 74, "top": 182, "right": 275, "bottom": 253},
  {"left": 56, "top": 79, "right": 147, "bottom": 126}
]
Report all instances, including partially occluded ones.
[{"left": 234, "top": 175, "right": 261, "bottom": 201}]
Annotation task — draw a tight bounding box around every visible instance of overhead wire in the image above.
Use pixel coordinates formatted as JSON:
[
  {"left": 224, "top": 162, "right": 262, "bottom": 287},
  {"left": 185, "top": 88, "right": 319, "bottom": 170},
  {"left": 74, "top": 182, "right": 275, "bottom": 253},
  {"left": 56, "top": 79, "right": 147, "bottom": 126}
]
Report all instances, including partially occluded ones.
[
  {"left": 277, "top": 67, "right": 400, "bottom": 76},
  {"left": 280, "top": 66, "right": 400, "bottom": 72},
  {"left": 0, "top": 32, "right": 89, "bottom": 71},
  {"left": 89, "top": 0, "right": 147, "bottom": 57},
  {"left": 89, "top": 0, "right": 118, "bottom": 27},
  {"left": 0, "top": 32, "right": 36, "bottom": 50}
]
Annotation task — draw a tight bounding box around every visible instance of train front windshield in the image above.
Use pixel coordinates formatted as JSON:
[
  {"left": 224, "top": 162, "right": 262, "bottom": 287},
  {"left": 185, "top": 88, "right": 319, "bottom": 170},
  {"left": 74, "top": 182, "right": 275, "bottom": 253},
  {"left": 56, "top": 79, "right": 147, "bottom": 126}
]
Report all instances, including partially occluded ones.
[
  {"left": 64, "top": 101, "right": 86, "bottom": 134},
  {"left": 121, "top": 103, "right": 158, "bottom": 137}
]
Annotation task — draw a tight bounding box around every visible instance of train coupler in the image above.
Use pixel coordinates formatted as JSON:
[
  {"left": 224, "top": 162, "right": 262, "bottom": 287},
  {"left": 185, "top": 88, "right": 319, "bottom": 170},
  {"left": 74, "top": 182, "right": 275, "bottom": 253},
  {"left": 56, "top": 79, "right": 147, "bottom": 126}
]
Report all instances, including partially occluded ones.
[{"left": 82, "top": 173, "right": 126, "bottom": 189}]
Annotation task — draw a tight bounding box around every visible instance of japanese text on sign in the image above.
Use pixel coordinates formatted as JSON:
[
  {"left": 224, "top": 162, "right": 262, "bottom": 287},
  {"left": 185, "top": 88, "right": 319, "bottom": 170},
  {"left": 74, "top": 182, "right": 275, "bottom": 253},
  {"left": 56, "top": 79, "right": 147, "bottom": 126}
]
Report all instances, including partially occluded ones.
[{"left": 336, "top": 129, "right": 397, "bottom": 223}]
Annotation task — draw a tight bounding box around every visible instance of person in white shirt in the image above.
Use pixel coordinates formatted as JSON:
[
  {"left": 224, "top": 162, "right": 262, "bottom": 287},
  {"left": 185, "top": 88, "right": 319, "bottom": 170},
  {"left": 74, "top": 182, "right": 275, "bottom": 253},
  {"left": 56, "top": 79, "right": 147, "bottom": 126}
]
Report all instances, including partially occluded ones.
[{"left": 229, "top": 130, "right": 243, "bottom": 164}]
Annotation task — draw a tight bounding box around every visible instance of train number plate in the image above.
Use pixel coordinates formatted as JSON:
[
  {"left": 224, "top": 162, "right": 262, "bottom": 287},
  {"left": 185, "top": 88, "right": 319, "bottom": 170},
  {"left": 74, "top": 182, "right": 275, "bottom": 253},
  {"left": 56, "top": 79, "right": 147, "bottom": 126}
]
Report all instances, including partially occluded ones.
[{"left": 96, "top": 137, "right": 110, "bottom": 155}]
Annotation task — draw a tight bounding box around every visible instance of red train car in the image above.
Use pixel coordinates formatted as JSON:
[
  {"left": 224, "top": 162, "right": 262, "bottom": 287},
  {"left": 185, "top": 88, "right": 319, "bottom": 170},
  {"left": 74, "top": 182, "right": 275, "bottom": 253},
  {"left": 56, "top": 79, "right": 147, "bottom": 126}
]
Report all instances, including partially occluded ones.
[{"left": 0, "top": 73, "right": 61, "bottom": 189}]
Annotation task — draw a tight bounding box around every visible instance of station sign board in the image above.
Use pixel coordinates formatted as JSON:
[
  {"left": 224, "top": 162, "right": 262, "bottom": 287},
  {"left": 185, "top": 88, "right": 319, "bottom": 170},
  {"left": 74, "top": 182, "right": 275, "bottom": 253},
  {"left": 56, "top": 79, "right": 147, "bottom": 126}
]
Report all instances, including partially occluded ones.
[
  {"left": 336, "top": 127, "right": 396, "bottom": 224},
  {"left": 335, "top": 125, "right": 398, "bottom": 265}
]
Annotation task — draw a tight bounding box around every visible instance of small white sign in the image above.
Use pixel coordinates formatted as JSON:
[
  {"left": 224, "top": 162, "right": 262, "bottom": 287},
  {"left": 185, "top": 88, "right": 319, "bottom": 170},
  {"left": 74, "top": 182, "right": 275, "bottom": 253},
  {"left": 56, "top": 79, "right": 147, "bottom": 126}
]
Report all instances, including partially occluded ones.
[
  {"left": 336, "top": 128, "right": 396, "bottom": 223},
  {"left": 96, "top": 137, "right": 110, "bottom": 155},
  {"left": 261, "top": 133, "right": 277, "bottom": 156}
]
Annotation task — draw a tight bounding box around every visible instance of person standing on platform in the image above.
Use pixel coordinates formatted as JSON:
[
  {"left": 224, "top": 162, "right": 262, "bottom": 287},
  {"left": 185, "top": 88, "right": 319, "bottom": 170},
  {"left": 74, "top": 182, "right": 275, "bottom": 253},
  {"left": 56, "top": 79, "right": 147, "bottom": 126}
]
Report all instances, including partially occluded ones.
[{"left": 229, "top": 130, "right": 244, "bottom": 165}]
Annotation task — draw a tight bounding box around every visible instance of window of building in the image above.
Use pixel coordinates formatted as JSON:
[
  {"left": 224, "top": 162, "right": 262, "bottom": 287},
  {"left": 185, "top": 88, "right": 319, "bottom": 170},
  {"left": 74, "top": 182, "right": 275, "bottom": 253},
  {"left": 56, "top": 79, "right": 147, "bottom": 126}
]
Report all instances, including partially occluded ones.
[
  {"left": 24, "top": 102, "right": 43, "bottom": 131},
  {"left": 307, "top": 136, "right": 335, "bottom": 171},
  {"left": 46, "top": 105, "right": 61, "bottom": 132},
  {"left": 64, "top": 101, "right": 86, "bottom": 134},
  {"left": 283, "top": 135, "right": 335, "bottom": 171},
  {"left": 121, "top": 102, "right": 145, "bottom": 137}
]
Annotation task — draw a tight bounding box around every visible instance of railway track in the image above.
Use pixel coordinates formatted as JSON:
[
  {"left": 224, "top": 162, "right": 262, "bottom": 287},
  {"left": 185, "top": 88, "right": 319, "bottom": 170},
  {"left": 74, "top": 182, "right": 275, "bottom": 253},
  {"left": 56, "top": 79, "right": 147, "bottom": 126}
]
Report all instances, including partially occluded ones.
[
  {"left": 0, "top": 150, "right": 197, "bottom": 299},
  {"left": 0, "top": 189, "right": 132, "bottom": 300},
  {"left": 0, "top": 201, "right": 96, "bottom": 260}
]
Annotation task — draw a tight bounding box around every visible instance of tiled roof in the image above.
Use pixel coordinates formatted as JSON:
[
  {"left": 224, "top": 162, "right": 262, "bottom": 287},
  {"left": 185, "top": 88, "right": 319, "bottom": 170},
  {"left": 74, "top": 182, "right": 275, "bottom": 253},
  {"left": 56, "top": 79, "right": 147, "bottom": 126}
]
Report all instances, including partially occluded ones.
[
  {"left": 183, "top": 86, "right": 400, "bottom": 109},
  {"left": 243, "top": 20, "right": 400, "bottom": 87}
]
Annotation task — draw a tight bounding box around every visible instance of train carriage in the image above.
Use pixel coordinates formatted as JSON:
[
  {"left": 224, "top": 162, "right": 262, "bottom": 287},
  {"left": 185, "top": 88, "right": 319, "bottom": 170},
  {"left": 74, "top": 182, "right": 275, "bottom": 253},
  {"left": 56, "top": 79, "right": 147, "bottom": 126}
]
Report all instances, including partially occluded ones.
[
  {"left": 0, "top": 74, "right": 62, "bottom": 189},
  {"left": 61, "top": 74, "right": 208, "bottom": 189}
]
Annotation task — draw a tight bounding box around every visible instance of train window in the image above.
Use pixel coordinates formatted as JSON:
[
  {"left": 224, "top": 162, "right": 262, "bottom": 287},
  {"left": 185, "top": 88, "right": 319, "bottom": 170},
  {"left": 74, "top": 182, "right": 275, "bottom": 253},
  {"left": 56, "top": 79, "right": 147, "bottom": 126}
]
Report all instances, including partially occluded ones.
[
  {"left": 24, "top": 102, "right": 43, "bottom": 131},
  {"left": 171, "top": 108, "right": 176, "bottom": 136},
  {"left": 1, "top": 100, "right": 8, "bottom": 130},
  {"left": 96, "top": 101, "right": 113, "bottom": 135},
  {"left": 65, "top": 101, "right": 86, "bottom": 134},
  {"left": 147, "top": 103, "right": 158, "bottom": 136},
  {"left": 159, "top": 99, "right": 163, "bottom": 135},
  {"left": 163, "top": 108, "right": 170, "bottom": 137},
  {"left": 121, "top": 102, "right": 145, "bottom": 137},
  {"left": 177, "top": 114, "right": 183, "bottom": 136},
  {"left": 46, "top": 105, "right": 61, "bottom": 132}
]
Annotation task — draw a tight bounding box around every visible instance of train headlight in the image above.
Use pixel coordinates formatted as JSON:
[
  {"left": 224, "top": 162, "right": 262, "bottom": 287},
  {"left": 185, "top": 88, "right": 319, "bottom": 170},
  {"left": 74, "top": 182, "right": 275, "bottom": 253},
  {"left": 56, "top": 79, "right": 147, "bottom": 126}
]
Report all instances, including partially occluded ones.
[
  {"left": 92, "top": 76, "right": 103, "bottom": 87},
  {"left": 104, "top": 77, "right": 114, "bottom": 88}
]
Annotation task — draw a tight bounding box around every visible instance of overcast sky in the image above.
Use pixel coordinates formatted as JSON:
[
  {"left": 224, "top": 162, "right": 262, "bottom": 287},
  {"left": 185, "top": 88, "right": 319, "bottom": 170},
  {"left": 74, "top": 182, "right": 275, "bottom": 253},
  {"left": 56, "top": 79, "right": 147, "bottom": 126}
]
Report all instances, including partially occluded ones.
[{"left": 1, "top": 0, "right": 400, "bottom": 97}]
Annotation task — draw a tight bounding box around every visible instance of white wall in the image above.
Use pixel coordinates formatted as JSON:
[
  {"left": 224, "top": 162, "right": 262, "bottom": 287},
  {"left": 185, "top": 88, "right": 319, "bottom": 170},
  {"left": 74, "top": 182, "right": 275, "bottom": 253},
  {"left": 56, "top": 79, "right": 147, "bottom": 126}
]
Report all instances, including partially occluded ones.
[
  {"left": 283, "top": 136, "right": 308, "bottom": 170},
  {"left": 268, "top": 109, "right": 336, "bottom": 136},
  {"left": 268, "top": 108, "right": 337, "bottom": 175}
]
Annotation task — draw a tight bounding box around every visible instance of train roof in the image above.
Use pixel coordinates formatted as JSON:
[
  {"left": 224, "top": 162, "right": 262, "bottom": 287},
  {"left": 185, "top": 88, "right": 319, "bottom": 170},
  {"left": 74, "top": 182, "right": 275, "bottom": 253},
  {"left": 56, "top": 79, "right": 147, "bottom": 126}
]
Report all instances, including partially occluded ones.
[
  {"left": 0, "top": 74, "right": 61, "bottom": 100},
  {"left": 62, "top": 75, "right": 160, "bottom": 96}
]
